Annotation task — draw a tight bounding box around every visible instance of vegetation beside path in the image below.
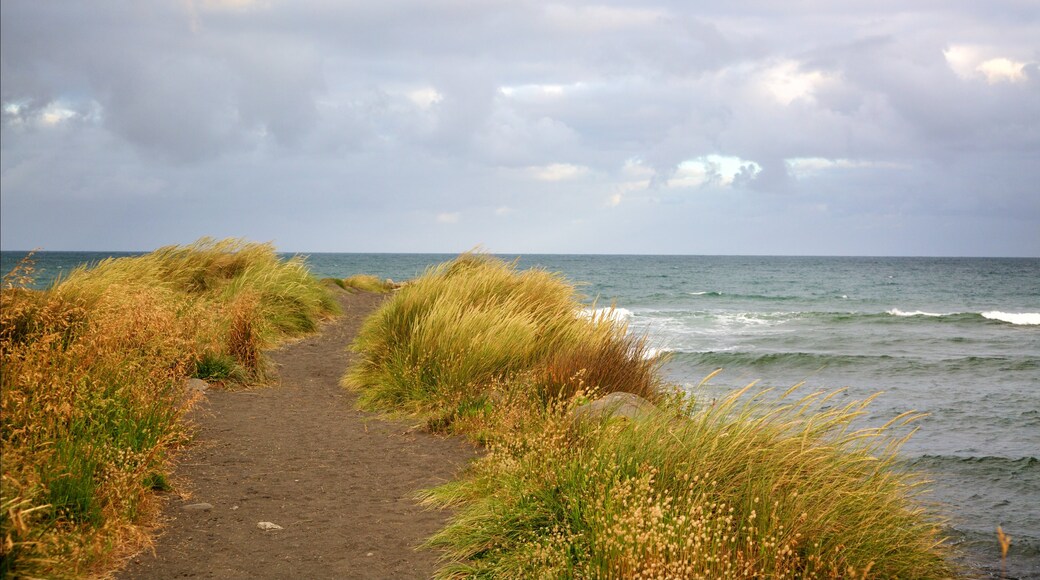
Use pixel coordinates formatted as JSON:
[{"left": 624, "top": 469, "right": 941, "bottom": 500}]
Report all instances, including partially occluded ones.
[
  {"left": 345, "top": 254, "right": 954, "bottom": 579},
  {"left": 1, "top": 239, "right": 337, "bottom": 577}
]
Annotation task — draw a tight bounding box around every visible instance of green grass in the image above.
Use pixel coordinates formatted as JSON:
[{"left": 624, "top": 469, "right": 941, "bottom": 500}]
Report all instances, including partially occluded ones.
[
  {"left": 344, "top": 253, "right": 955, "bottom": 579},
  {"left": 344, "top": 253, "right": 659, "bottom": 422},
  {"left": 0, "top": 238, "right": 337, "bottom": 577}
]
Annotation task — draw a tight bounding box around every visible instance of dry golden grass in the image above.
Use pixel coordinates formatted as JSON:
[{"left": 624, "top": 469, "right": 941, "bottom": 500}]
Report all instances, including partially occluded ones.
[
  {"left": 0, "top": 240, "right": 336, "bottom": 578},
  {"left": 344, "top": 253, "right": 661, "bottom": 419}
]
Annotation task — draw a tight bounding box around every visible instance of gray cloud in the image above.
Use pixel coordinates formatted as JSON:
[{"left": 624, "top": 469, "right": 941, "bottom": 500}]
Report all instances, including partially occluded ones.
[{"left": 2, "top": 0, "right": 1037, "bottom": 255}]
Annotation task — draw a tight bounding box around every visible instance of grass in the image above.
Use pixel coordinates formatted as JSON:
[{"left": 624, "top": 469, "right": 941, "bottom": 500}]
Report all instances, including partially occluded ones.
[
  {"left": 0, "top": 238, "right": 337, "bottom": 578},
  {"left": 344, "top": 253, "right": 660, "bottom": 426},
  {"left": 323, "top": 274, "right": 397, "bottom": 294},
  {"left": 344, "top": 253, "right": 955, "bottom": 579}
]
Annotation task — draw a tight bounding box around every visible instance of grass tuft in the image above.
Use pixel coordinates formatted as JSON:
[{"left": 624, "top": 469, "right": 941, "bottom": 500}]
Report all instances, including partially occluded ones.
[
  {"left": 344, "top": 253, "right": 660, "bottom": 418},
  {"left": 344, "top": 253, "right": 955, "bottom": 579}
]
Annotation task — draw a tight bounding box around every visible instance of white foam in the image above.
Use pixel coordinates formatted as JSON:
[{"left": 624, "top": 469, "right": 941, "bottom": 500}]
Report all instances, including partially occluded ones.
[
  {"left": 887, "top": 308, "right": 947, "bottom": 318},
  {"left": 577, "top": 306, "right": 633, "bottom": 324},
  {"left": 642, "top": 346, "right": 675, "bottom": 360},
  {"left": 981, "top": 311, "right": 1040, "bottom": 325}
]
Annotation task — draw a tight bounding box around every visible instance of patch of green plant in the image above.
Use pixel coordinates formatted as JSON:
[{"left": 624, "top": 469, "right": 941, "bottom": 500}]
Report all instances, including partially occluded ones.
[
  {"left": 193, "top": 351, "right": 240, "bottom": 381},
  {"left": 343, "top": 252, "right": 956, "bottom": 579},
  {"left": 142, "top": 472, "right": 171, "bottom": 492},
  {"left": 45, "top": 439, "right": 103, "bottom": 527}
]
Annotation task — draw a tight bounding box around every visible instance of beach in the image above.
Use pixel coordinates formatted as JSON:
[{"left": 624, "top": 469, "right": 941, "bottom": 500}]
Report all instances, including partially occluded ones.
[{"left": 3, "top": 249, "right": 1037, "bottom": 578}]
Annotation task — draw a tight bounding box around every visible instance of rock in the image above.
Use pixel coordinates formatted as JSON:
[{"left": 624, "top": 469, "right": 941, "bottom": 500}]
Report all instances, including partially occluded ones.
[
  {"left": 257, "top": 521, "right": 283, "bottom": 531},
  {"left": 571, "top": 392, "right": 657, "bottom": 423},
  {"left": 183, "top": 503, "right": 213, "bottom": 511},
  {"left": 186, "top": 378, "right": 210, "bottom": 393}
]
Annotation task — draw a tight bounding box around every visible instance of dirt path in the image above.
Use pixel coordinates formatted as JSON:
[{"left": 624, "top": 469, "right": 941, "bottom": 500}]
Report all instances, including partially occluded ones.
[{"left": 119, "top": 291, "right": 476, "bottom": 579}]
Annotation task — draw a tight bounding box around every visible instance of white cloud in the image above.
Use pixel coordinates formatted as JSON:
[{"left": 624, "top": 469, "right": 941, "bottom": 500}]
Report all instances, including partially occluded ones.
[
  {"left": 528, "top": 163, "right": 590, "bottom": 181},
  {"left": 494, "top": 206, "right": 514, "bottom": 216},
  {"left": 40, "top": 107, "right": 77, "bottom": 126},
  {"left": 760, "top": 60, "right": 831, "bottom": 105},
  {"left": 669, "top": 160, "right": 709, "bottom": 188},
  {"left": 976, "top": 58, "right": 1028, "bottom": 83},
  {"left": 407, "top": 87, "right": 443, "bottom": 110},
  {"left": 499, "top": 82, "right": 586, "bottom": 100},
  {"left": 944, "top": 45, "right": 1031, "bottom": 84},
  {"left": 436, "top": 212, "right": 460, "bottom": 224},
  {"left": 668, "top": 154, "right": 761, "bottom": 188}
]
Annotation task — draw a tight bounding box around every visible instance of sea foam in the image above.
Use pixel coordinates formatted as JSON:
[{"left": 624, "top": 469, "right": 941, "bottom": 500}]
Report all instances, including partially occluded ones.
[
  {"left": 577, "top": 306, "right": 633, "bottom": 324},
  {"left": 887, "top": 308, "right": 948, "bottom": 317},
  {"left": 886, "top": 309, "right": 1040, "bottom": 325},
  {"left": 981, "top": 311, "right": 1040, "bottom": 325}
]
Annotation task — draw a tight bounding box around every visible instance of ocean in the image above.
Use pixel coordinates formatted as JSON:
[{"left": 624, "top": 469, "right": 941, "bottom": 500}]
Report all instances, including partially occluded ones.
[{"left": 3, "top": 251, "right": 1038, "bottom": 578}]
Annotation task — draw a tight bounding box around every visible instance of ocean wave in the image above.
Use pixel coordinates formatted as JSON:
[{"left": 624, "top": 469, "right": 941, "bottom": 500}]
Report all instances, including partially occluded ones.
[
  {"left": 577, "top": 306, "right": 633, "bottom": 324},
  {"left": 667, "top": 350, "right": 892, "bottom": 369},
  {"left": 642, "top": 346, "right": 676, "bottom": 360},
  {"left": 981, "top": 311, "right": 1040, "bottom": 325},
  {"left": 664, "top": 350, "right": 1039, "bottom": 374},
  {"left": 886, "top": 309, "right": 1040, "bottom": 325},
  {"left": 634, "top": 308, "right": 1040, "bottom": 334},
  {"left": 886, "top": 308, "right": 950, "bottom": 318},
  {"left": 688, "top": 291, "right": 802, "bottom": 301},
  {"left": 909, "top": 455, "right": 1039, "bottom": 471}
]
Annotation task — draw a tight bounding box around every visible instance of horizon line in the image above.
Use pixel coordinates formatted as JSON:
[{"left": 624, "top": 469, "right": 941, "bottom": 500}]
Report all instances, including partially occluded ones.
[{"left": 2, "top": 248, "right": 1038, "bottom": 260}]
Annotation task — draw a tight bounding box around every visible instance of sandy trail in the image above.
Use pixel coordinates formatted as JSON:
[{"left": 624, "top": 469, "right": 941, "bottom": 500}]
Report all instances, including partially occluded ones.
[{"left": 119, "top": 291, "right": 475, "bottom": 579}]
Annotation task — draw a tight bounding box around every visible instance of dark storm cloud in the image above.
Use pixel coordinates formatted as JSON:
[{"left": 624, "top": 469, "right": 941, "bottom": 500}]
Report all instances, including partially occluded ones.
[{"left": 1, "top": 0, "right": 1037, "bottom": 255}]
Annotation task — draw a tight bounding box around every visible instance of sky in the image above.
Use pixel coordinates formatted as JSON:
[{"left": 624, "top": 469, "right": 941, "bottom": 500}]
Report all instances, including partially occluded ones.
[{"left": 1, "top": 1, "right": 1038, "bottom": 256}]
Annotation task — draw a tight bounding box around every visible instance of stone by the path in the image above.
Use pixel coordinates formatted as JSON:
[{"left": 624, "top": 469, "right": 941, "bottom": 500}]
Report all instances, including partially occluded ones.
[
  {"left": 256, "top": 522, "right": 283, "bottom": 531},
  {"left": 182, "top": 503, "right": 213, "bottom": 511},
  {"left": 571, "top": 392, "right": 657, "bottom": 422},
  {"left": 185, "top": 378, "right": 210, "bottom": 393}
]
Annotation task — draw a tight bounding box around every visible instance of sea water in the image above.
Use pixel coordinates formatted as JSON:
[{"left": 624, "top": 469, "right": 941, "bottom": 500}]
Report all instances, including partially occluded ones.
[{"left": 4, "top": 251, "right": 1038, "bottom": 578}]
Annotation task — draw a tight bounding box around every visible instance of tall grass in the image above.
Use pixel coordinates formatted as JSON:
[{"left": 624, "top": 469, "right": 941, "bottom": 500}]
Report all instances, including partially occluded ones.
[
  {"left": 0, "top": 239, "right": 337, "bottom": 577},
  {"left": 344, "top": 253, "right": 954, "bottom": 578},
  {"left": 344, "top": 253, "right": 660, "bottom": 422}
]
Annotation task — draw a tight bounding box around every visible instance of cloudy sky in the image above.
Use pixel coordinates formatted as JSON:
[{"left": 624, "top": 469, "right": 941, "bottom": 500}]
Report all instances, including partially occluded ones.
[{"left": 2, "top": 1, "right": 1038, "bottom": 255}]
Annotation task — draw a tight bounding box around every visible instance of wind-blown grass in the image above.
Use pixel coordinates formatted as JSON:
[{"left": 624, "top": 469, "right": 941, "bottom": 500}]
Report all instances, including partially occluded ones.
[
  {"left": 344, "top": 253, "right": 955, "bottom": 578},
  {"left": 344, "top": 253, "right": 660, "bottom": 424},
  {"left": 0, "top": 239, "right": 337, "bottom": 577}
]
